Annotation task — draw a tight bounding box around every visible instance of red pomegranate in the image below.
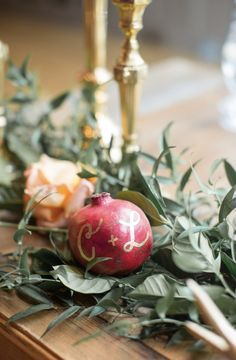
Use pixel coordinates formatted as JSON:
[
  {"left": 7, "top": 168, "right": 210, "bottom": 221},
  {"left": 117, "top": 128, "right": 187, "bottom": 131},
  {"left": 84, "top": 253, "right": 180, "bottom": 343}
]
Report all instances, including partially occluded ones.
[{"left": 68, "top": 192, "right": 153, "bottom": 275}]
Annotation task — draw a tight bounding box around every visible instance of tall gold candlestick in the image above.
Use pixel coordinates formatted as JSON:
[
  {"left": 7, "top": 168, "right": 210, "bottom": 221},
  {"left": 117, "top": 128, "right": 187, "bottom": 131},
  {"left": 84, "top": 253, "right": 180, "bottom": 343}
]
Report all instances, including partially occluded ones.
[
  {"left": 81, "top": 0, "right": 111, "bottom": 116},
  {"left": 113, "top": 0, "right": 151, "bottom": 153},
  {"left": 0, "top": 40, "right": 9, "bottom": 144}
]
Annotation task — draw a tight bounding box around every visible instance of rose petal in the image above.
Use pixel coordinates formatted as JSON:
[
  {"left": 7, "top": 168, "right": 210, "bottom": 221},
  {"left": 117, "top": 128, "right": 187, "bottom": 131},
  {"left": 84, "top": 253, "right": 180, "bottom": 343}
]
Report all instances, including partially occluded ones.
[
  {"left": 33, "top": 205, "right": 64, "bottom": 222},
  {"left": 37, "top": 214, "right": 67, "bottom": 228},
  {"left": 39, "top": 155, "right": 80, "bottom": 190},
  {"left": 65, "top": 179, "right": 95, "bottom": 217}
]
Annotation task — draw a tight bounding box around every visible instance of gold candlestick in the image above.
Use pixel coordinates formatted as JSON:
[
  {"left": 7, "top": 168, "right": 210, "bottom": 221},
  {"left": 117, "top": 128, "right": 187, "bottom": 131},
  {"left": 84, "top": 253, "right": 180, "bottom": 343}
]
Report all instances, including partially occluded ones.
[
  {"left": 0, "top": 40, "right": 9, "bottom": 144},
  {"left": 81, "top": 0, "right": 111, "bottom": 117},
  {"left": 113, "top": 0, "right": 151, "bottom": 153}
]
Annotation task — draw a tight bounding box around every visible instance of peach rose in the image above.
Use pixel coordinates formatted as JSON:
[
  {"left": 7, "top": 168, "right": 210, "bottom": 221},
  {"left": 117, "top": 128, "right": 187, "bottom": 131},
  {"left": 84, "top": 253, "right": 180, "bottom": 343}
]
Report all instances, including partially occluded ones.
[{"left": 24, "top": 155, "right": 94, "bottom": 228}]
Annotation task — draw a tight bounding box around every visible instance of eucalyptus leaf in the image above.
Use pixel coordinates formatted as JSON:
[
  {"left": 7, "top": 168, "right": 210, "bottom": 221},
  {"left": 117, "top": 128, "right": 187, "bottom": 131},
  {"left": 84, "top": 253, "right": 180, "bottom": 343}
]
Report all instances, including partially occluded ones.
[{"left": 52, "top": 265, "right": 114, "bottom": 294}]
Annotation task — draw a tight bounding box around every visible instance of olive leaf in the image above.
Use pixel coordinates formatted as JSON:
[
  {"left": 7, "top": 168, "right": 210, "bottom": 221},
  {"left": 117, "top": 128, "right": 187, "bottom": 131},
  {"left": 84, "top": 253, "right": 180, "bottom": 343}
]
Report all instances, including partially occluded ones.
[
  {"left": 49, "top": 91, "right": 69, "bottom": 111},
  {"left": 129, "top": 164, "right": 167, "bottom": 218},
  {"left": 0, "top": 186, "right": 23, "bottom": 212},
  {"left": 219, "top": 186, "right": 236, "bottom": 222},
  {"left": 52, "top": 265, "right": 115, "bottom": 294},
  {"left": 19, "top": 249, "right": 30, "bottom": 276},
  {"left": 177, "top": 161, "right": 199, "bottom": 193},
  {"left": 16, "top": 284, "right": 52, "bottom": 305},
  {"left": 8, "top": 303, "right": 54, "bottom": 324},
  {"left": 224, "top": 160, "right": 236, "bottom": 186},
  {"left": 116, "top": 190, "right": 167, "bottom": 226},
  {"left": 41, "top": 305, "right": 81, "bottom": 337},
  {"left": 222, "top": 252, "right": 236, "bottom": 279}
]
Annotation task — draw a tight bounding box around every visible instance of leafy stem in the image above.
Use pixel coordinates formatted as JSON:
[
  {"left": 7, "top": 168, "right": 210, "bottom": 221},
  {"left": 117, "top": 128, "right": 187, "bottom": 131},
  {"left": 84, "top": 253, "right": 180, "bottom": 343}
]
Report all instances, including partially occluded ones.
[
  {"left": 0, "top": 221, "right": 68, "bottom": 234},
  {"left": 140, "top": 318, "right": 183, "bottom": 327},
  {"left": 217, "top": 273, "right": 236, "bottom": 299}
]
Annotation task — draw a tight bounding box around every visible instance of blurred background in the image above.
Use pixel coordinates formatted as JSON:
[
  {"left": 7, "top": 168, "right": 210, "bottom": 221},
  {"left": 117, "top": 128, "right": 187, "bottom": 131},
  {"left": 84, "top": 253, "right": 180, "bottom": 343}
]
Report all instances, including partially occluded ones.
[{"left": 0, "top": 0, "right": 233, "bottom": 96}]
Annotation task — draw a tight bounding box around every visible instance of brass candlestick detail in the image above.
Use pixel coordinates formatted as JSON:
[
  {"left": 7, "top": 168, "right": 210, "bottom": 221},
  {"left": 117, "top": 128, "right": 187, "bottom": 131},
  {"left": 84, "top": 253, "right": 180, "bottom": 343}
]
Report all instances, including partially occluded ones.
[
  {"left": 0, "top": 40, "right": 9, "bottom": 144},
  {"left": 113, "top": 0, "right": 151, "bottom": 153},
  {"left": 81, "top": 0, "right": 111, "bottom": 136}
]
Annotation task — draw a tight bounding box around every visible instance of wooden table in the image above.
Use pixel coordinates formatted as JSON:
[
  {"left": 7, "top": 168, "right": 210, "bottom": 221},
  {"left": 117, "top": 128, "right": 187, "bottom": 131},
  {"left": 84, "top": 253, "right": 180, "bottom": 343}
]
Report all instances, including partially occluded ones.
[{"left": 0, "top": 59, "right": 231, "bottom": 360}]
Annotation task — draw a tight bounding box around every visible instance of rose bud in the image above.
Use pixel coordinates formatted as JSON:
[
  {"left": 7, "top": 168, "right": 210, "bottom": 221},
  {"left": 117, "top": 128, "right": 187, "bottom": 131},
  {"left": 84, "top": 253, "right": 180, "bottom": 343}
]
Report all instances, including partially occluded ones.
[{"left": 24, "top": 154, "right": 94, "bottom": 228}]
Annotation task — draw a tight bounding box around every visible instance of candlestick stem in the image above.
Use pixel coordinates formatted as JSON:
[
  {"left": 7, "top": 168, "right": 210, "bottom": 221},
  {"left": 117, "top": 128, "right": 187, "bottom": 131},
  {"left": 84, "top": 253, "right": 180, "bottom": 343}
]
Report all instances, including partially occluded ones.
[
  {"left": 113, "top": 0, "right": 151, "bottom": 153},
  {"left": 81, "top": 0, "right": 111, "bottom": 116},
  {"left": 0, "top": 40, "right": 9, "bottom": 144}
]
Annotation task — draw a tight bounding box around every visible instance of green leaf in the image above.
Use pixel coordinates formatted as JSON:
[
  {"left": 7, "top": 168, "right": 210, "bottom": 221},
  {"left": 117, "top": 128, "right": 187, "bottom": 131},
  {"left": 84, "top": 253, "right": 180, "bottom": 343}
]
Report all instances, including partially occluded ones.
[
  {"left": 129, "top": 165, "right": 166, "bottom": 218},
  {"left": 208, "top": 159, "right": 223, "bottom": 185},
  {"left": 219, "top": 186, "right": 236, "bottom": 222},
  {"left": 49, "top": 92, "right": 69, "bottom": 111},
  {"left": 52, "top": 265, "right": 115, "bottom": 294},
  {"left": 155, "top": 284, "right": 176, "bottom": 318},
  {"left": 128, "top": 274, "right": 189, "bottom": 300},
  {"left": 224, "top": 160, "right": 236, "bottom": 186},
  {"left": 41, "top": 305, "right": 81, "bottom": 337},
  {"left": 176, "top": 225, "right": 212, "bottom": 240},
  {"left": 160, "top": 122, "right": 175, "bottom": 174},
  {"left": 8, "top": 303, "right": 54, "bottom": 323},
  {"left": 16, "top": 285, "right": 52, "bottom": 305},
  {"left": 0, "top": 186, "right": 23, "bottom": 212},
  {"left": 85, "top": 257, "right": 111, "bottom": 278},
  {"left": 177, "top": 161, "right": 199, "bottom": 193},
  {"left": 0, "top": 157, "right": 16, "bottom": 186},
  {"left": 20, "top": 55, "right": 31, "bottom": 78},
  {"left": 78, "top": 163, "right": 98, "bottom": 179},
  {"left": 116, "top": 190, "right": 167, "bottom": 226},
  {"left": 163, "top": 198, "right": 185, "bottom": 216},
  {"left": 6, "top": 131, "right": 40, "bottom": 166},
  {"left": 89, "top": 306, "right": 106, "bottom": 317},
  {"left": 13, "top": 228, "right": 31, "bottom": 245},
  {"left": 222, "top": 252, "right": 236, "bottom": 279},
  {"left": 172, "top": 217, "right": 219, "bottom": 273},
  {"left": 32, "top": 248, "right": 62, "bottom": 267},
  {"left": 7, "top": 59, "right": 27, "bottom": 86},
  {"left": 191, "top": 166, "right": 213, "bottom": 195},
  {"left": 152, "top": 147, "right": 175, "bottom": 177},
  {"left": 19, "top": 249, "right": 30, "bottom": 276}
]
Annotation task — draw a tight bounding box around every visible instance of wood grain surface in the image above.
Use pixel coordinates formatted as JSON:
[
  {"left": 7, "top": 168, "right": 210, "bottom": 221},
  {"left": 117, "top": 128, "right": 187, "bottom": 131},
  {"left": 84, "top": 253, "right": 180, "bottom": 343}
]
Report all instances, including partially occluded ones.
[{"left": 0, "top": 228, "right": 223, "bottom": 360}]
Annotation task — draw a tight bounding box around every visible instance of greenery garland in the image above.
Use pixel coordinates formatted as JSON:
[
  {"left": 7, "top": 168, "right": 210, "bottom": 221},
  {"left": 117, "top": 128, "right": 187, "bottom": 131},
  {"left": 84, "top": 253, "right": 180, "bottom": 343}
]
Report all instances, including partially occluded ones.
[{"left": 1, "top": 59, "right": 236, "bottom": 349}]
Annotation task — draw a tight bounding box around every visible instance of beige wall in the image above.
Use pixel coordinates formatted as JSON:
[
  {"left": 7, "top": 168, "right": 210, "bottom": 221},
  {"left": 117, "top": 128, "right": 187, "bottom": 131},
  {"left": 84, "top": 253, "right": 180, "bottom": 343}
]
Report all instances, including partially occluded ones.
[
  {"left": 0, "top": 0, "right": 234, "bottom": 62},
  {"left": 141, "top": 0, "right": 233, "bottom": 61}
]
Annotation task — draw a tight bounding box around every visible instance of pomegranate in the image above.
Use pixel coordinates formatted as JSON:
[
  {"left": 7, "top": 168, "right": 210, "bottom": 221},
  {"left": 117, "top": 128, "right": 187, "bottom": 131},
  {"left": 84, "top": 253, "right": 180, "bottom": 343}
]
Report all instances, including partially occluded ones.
[{"left": 68, "top": 192, "right": 153, "bottom": 275}]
